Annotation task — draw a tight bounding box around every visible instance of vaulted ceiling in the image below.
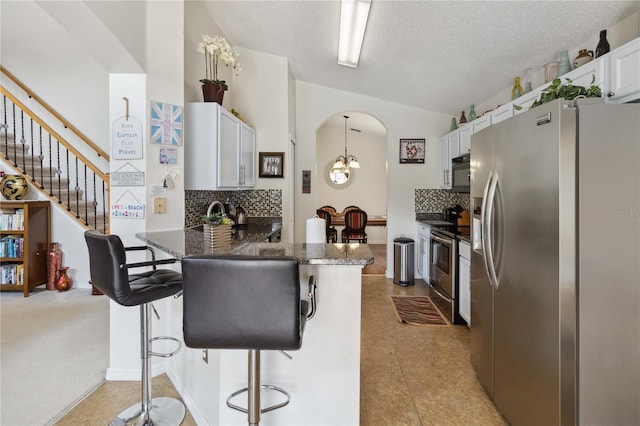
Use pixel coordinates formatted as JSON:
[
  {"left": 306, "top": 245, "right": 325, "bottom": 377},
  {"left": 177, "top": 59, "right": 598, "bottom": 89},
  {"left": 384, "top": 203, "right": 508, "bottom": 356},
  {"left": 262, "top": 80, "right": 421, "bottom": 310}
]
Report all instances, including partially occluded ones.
[{"left": 202, "top": 1, "right": 639, "bottom": 116}]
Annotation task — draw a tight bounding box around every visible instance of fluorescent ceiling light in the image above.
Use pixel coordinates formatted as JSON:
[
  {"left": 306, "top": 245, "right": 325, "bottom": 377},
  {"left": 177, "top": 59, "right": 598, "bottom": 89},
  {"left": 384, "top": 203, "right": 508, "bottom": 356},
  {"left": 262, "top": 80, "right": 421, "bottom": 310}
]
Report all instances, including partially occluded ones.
[{"left": 338, "top": 0, "right": 371, "bottom": 68}]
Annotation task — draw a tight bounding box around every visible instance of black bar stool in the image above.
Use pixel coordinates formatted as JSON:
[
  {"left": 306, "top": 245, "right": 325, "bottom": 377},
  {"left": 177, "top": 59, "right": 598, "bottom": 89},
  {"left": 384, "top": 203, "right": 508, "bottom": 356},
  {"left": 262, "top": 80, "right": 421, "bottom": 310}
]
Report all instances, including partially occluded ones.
[
  {"left": 84, "top": 230, "right": 185, "bottom": 426},
  {"left": 181, "top": 255, "right": 316, "bottom": 425}
]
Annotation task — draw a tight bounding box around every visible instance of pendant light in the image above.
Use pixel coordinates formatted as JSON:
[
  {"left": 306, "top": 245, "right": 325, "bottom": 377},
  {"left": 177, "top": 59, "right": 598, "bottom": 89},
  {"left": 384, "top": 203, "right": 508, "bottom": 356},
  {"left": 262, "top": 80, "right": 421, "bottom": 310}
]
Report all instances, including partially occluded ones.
[{"left": 332, "top": 115, "right": 360, "bottom": 173}]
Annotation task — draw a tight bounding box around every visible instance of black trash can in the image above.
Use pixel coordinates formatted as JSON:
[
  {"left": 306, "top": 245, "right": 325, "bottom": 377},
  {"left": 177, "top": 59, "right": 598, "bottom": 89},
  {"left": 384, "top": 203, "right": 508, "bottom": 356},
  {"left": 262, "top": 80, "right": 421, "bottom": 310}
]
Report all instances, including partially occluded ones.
[{"left": 393, "top": 237, "right": 415, "bottom": 286}]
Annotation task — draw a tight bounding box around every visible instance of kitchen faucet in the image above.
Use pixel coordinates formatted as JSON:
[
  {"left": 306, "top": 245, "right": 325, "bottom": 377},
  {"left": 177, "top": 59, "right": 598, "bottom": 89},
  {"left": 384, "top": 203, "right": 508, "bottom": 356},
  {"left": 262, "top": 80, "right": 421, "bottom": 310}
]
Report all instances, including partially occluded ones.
[{"left": 206, "top": 200, "right": 225, "bottom": 217}]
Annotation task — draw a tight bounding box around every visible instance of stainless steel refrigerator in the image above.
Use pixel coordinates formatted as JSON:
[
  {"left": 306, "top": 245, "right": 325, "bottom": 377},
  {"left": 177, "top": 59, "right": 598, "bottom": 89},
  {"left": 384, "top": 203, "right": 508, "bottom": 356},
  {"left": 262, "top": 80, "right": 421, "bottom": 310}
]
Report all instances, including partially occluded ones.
[{"left": 470, "top": 98, "right": 640, "bottom": 426}]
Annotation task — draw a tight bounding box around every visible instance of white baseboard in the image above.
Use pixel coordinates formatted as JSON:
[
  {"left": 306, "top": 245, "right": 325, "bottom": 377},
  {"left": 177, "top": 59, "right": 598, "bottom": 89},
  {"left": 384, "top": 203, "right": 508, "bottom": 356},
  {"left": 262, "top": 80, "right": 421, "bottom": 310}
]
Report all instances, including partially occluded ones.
[
  {"left": 166, "top": 367, "right": 209, "bottom": 425},
  {"left": 105, "top": 360, "right": 168, "bottom": 381}
]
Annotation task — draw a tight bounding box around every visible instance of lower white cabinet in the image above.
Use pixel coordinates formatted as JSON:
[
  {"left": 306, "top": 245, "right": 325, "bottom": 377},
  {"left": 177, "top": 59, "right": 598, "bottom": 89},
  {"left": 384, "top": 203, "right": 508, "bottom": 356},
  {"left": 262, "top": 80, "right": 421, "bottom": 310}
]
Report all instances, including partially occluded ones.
[
  {"left": 185, "top": 102, "right": 256, "bottom": 190},
  {"left": 416, "top": 222, "right": 431, "bottom": 280},
  {"left": 458, "top": 240, "right": 471, "bottom": 326}
]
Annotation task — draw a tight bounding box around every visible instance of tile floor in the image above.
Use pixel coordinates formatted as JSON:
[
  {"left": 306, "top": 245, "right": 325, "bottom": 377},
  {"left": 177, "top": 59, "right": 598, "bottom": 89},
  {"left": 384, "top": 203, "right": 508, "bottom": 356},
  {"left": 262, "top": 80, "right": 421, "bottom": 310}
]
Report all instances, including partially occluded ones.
[{"left": 55, "top": 276, "right": 506, "bottom": 425}]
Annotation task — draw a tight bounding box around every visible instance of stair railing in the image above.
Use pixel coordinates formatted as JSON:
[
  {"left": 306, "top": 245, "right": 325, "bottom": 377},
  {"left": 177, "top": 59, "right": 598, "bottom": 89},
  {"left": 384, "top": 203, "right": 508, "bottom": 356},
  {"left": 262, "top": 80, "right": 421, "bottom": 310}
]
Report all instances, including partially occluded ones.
[{"left": 1, "top": 67, "right": 110, "bottom": 233}]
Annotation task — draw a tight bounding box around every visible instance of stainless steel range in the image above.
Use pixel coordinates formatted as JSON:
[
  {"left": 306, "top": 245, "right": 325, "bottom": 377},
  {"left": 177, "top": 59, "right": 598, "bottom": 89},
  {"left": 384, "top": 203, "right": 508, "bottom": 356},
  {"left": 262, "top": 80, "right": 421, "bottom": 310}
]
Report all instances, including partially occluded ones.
[{"left": 429, "top": 225, "right": 468, "bottom": 325}]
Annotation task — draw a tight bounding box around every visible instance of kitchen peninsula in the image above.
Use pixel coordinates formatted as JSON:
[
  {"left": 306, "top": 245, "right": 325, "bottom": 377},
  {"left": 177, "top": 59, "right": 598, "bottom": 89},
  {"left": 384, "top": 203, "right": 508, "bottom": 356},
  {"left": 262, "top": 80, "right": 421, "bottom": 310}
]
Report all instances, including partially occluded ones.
[{"left": 135, "top": 226, "right": 373, "bottom": 425}]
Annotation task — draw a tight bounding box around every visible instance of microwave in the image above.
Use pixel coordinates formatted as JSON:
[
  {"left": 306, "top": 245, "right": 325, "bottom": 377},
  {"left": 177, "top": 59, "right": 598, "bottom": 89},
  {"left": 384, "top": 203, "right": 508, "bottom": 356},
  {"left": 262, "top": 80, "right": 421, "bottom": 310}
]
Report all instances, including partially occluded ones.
[{"left": 451, "top": 154, "right": 470, "bottom": 193}]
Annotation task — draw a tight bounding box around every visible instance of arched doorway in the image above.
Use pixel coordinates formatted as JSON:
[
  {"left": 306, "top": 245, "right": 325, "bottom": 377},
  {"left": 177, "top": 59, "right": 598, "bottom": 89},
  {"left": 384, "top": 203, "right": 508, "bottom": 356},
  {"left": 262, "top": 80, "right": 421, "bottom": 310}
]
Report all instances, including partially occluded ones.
[{"left": 315, "top": 111, "right": 388, "bottom": 272}]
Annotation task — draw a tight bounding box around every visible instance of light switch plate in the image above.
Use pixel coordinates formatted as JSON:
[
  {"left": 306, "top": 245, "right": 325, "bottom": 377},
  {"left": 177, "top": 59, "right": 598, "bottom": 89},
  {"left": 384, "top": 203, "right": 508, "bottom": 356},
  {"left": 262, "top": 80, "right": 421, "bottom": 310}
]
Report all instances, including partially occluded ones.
[{"left": 153, "top": 197, "right": 166, "bottom": 214}]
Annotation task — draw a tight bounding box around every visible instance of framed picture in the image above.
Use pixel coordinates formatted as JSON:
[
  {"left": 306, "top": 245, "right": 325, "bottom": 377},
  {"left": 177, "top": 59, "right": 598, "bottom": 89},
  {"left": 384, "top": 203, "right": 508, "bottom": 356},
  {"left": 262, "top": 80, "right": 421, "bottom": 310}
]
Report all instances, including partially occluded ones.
[
  {"left": 259, "top": 152, "right": 284, "bottom": 178},
  {"left": 399, "top": 138, "right": 426, "bottom": 164}
]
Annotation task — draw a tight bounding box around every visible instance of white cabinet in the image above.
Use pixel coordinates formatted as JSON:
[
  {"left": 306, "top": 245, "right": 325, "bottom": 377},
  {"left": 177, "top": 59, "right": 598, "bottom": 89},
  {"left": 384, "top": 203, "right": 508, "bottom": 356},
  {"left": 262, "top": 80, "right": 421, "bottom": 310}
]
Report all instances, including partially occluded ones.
[
  {"left": 565, "top": 56, "right": 605, "bottom": 89},
  {"left": 458, "top": 240, "right": 471, "bottom": 326},
  {"left": 448, "top": 129, "right": 460, "bottom": 159},
  {"left": 438, "top": 136, "right": 450, "bottom": 189},
  {"left": 513, "top": 87, "right": 545, "bottom": 115},
  {"left": 458, "top": 124, "right": 472, "bottom": 154},
  {"left": 491, "top": 103, "right": 514, "bottom": 124},
  {"left": 185, "top": 102, "right": 256, "bottom": 190},
  {"left": 606, "top": 37, "right": 640, "bottom": 104},
  {"left": 416, "top": 222, "right": 431, "bottom": 280},
  {"left": 472, "top": 114, "right": 491, "bottom": 133}
]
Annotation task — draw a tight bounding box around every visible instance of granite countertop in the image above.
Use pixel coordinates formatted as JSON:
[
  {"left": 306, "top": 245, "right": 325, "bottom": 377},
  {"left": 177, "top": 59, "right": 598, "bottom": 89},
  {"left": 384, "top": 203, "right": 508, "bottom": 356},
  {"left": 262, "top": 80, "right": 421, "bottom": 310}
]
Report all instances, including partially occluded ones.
[{"left": 136, "top": 222, "right": 373, "bottom": 266}]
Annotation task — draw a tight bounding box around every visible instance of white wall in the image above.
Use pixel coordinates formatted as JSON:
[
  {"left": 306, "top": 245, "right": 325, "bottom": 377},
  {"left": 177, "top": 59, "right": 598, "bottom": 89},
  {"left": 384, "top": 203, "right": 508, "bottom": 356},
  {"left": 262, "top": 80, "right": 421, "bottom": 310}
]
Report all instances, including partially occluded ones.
[{"left": 295, "top": 82, "right": 451, "bottom": 276}]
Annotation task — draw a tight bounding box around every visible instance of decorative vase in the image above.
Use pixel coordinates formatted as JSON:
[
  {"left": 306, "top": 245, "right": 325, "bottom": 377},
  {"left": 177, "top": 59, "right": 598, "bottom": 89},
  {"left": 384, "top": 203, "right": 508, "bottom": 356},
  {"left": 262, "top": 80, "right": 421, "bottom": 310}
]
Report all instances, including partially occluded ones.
[
  {"left": 573, "top": 49, "right": 594, "bottom": 68},
  {"left": 202, "top": 82, "right": 225, "bottom": 104},
  {"left": 511, "top": 77, "right": 524, "bottom": 100},
  {"left": 595, "top": 29, "right": 610, "bottom": 58},
  {"left": 523, "top": 67, "right": 533, "bottom": 93},
  {"left": 1, "top": 174, "right": 28, "bottom": 200},
  {"left": 203, "top": 223, "right": 232, "bottom": 253},
  {"left": 459, "top": 111, "right": 467, "bottom": 124},
  {"left": 47, "top": 242, "right": 63, "bottom": 291},
  {"left": 449, "top": 117, "right": 457, "bottom": 131},
  {"left": 544, "top": 62, "right": 559, "bottom": 83},
  {"left": 558, "top": 50, "right": 572, "bottom": 77},
  {"left": 56, "top": 267, "right": 71, "bottom": 292},
  {"left": 468, "top": 105, "right": 477, "bottom": 122}
]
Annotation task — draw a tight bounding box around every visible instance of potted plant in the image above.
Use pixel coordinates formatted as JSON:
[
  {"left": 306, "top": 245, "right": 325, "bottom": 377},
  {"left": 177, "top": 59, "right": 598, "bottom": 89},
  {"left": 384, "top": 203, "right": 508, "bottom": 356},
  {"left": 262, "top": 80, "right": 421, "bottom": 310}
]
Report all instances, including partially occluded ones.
[
  {"left": 525, "top": 75, "right": 602, "bottom": 110},
  {"left": 197, "top": 34, "right": 241, "bottom": 104},
  {"left": 201, "top": 212, "right": 233, "bottom": 251}
]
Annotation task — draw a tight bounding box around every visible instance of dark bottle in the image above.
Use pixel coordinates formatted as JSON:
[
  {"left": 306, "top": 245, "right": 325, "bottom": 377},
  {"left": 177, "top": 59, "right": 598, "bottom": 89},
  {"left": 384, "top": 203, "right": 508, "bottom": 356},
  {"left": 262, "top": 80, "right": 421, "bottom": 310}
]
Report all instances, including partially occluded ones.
[
  {"left": 459, "top": 111, "right": 467, "bottom": 124},
  {"left": 595, "top": 29, "right": 610, "bottom": 58}
]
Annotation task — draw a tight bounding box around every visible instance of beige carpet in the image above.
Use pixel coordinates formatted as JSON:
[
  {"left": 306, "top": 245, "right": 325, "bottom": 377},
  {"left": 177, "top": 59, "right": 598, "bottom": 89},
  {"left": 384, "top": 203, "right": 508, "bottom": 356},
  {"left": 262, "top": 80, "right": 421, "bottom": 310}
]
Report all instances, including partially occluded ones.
[
  {"left": 1, "top": 288, "right": 109, "bottom": 426},
  {"left": 390, "top": 295, "right": 450, "bottom": 326}
]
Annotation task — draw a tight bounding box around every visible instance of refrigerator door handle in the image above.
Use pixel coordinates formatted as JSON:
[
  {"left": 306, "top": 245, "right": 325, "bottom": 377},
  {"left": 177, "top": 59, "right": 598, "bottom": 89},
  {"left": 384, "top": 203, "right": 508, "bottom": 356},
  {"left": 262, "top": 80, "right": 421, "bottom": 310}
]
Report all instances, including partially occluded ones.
[
  {"left": 485, "top": 171, "right": 500, "bottom": 289},
  {"left": 480, "top": 171, "right": 494, "bottom": 287}
]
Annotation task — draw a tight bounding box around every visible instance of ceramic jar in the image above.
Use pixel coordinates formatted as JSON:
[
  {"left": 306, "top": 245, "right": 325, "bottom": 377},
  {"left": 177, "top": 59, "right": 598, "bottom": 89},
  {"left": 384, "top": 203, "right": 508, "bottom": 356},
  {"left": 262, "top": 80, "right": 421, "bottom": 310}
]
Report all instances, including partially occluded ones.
[{"left": 573, "top": 49, "right": 594, "bottom": 68}]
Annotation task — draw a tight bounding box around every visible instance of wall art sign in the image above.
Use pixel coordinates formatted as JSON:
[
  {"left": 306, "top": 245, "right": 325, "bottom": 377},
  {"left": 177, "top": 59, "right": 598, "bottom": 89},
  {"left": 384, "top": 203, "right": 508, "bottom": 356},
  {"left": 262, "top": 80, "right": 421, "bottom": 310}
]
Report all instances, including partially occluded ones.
[
  {"left": 259, "top": 152, "right": 284, "bottom": 178},
  {"left": 399, "top": 138, "right": 426, "bottom": 164},
  {"left": 112, "top": 97, "right": 143, "bottom": 159},
  {"left": 111, "top": 163, "right": 145, "bottom": 187},
  {"left": 111, "top": 189, "right": 145, "bottom": 219},
  {"left": 150, "top": 101, "right": 183, "bottom": 146}
]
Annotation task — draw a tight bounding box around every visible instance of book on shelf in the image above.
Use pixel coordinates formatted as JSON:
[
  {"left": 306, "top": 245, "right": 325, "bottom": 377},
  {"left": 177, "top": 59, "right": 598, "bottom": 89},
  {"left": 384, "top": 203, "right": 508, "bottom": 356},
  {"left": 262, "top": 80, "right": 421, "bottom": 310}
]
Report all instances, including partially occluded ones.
[
  {"left": 1, "top": 263, "right": 23, "bottom": 286},
  {"left": 0, "top": 210, "right": 25, "bottom": 231}
]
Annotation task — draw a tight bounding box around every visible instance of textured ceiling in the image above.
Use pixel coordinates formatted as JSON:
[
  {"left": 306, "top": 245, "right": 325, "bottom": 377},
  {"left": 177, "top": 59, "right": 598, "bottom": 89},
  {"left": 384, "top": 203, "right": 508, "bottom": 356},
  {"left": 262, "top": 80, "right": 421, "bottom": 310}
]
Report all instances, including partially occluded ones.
[{"left": 203, "top": 1, "right": 638, "bottom": 117}]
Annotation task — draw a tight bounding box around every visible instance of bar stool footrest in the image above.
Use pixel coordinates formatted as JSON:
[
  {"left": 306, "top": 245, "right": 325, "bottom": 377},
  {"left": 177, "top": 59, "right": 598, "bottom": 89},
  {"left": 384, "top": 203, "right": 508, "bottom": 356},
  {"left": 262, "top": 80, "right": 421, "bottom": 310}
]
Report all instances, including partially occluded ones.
[
  {"left": 226, "top": 385, "right": 290, "bottom": 414},
  {"left": 148, "top": 336, "right": 182, "bottom": 358}
]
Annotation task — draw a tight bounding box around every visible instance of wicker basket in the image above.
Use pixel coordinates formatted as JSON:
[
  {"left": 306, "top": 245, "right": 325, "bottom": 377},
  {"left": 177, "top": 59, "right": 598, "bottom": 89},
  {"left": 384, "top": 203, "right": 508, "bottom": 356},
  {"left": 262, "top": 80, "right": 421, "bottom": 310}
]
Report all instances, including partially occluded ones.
[{"left": 203, "top": 223, "right": 232, "bottom": 252}]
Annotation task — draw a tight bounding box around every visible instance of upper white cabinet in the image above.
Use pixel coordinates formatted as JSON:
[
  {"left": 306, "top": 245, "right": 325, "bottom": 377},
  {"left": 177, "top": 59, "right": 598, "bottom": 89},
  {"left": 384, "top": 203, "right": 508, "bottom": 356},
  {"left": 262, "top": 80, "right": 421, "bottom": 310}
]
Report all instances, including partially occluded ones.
[
  {"left": 491, "top": 103, "right": 514, "bottom": 124},
  {"left": 605, "top": 37, "right": 640, "bottom": 104},
  {"left": 185, "top": 102, "right": 256, "bottom": 190},
  {"left": 472, "top": 114, "right": 491, "bottom": 132},
  {"left": 438, "top": 135, "right": 450, "bottom": 189},
  {"left": 458, "top": 124, "right": 472, "bottom": 154}
]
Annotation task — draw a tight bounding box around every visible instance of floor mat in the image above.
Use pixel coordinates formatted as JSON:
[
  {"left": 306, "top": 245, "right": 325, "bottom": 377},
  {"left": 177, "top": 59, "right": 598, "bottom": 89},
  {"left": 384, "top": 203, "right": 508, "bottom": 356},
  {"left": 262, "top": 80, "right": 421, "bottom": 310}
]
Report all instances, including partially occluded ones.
[{"left": 390, "top": 295, "right": 450, "bottom": 326}]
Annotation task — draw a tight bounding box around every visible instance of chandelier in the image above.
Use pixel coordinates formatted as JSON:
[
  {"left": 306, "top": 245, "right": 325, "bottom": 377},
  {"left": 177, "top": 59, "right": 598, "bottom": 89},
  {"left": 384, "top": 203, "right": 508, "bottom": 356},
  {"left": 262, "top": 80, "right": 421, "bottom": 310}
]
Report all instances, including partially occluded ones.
[{"left": 331, "top": 115, "right": 360, "bottom": 174}]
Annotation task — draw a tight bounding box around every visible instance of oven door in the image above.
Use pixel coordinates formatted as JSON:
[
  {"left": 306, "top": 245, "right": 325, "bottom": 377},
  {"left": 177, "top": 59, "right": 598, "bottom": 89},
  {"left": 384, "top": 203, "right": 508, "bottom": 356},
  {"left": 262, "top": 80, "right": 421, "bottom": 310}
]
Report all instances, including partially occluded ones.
[{"left": 430, "top": 231, "right": 455, "bottom": 298}]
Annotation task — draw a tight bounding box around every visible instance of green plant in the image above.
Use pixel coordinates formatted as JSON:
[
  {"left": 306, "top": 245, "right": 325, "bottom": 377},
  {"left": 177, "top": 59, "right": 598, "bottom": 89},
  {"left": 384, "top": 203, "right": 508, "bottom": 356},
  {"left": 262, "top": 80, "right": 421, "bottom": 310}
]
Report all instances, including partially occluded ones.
[
  {"left": 197, "top": 35, "right": 241, "bottom": 90},
  {"left": 201, "top": 212, "right": 232, "bottom": 226},
  {"left": 527, "top": 75, "right": 602, "bottom": 109}
]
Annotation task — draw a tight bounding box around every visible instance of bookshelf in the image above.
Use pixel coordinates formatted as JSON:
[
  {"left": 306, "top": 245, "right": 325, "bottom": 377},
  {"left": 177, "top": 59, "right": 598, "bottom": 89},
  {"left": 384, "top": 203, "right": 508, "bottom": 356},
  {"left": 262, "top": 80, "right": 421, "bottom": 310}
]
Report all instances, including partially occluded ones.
[{"left": 0, "top": 200, "right": 50, "bottom": 297}]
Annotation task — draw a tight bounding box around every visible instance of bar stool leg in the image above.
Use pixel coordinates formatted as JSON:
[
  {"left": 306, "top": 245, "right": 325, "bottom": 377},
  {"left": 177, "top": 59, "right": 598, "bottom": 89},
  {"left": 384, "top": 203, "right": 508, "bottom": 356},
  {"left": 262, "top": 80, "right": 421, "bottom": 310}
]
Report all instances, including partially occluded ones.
[
  {"left": 110, "top": 304, "right": 185, "bottom": 426},
  {"left": 248, "top": 349, "right": 260, "bottom": 425}
]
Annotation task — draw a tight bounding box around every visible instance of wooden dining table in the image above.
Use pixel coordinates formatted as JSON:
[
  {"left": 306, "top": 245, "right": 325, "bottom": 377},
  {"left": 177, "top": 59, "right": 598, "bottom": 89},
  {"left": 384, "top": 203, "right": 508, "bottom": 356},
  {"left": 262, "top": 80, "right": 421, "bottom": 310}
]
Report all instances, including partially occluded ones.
[{"left": 330, "top": 214, "right": 387, "bottom": 227}]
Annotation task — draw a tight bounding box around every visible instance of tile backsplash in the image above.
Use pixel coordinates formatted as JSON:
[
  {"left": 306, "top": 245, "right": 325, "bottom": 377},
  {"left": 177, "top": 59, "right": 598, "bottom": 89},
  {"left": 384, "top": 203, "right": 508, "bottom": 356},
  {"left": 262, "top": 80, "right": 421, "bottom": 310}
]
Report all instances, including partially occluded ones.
[
  {"left": 415, "top": 189, "right": 470, "bottom": 214},
  {"left": 185, "top": 189, "right": 282, "bottom": 227}
]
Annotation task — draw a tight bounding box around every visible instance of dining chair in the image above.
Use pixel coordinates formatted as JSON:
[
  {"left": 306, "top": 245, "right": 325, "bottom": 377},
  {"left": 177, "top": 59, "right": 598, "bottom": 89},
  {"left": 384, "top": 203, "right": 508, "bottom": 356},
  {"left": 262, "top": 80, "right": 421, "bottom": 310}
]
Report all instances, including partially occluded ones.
[
  {"left": 342, "top": 205, "right": 361, "bottom": 214},
  {"left": 319, "top": 205, "right": 337, "bottom": 215},
  {"left": 316, "top": 209, "right": 338, "bottom": 243},
  {"left": 341, "top": 209, "right": 368, "bottom": 243}
]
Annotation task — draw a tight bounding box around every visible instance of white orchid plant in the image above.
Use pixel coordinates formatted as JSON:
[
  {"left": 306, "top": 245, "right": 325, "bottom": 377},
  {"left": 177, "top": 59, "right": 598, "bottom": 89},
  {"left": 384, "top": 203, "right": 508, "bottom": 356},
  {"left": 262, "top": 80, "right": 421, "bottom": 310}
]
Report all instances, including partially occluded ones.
[{"left": 197, "top": 34, "right": 241, "bottom": 90}]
